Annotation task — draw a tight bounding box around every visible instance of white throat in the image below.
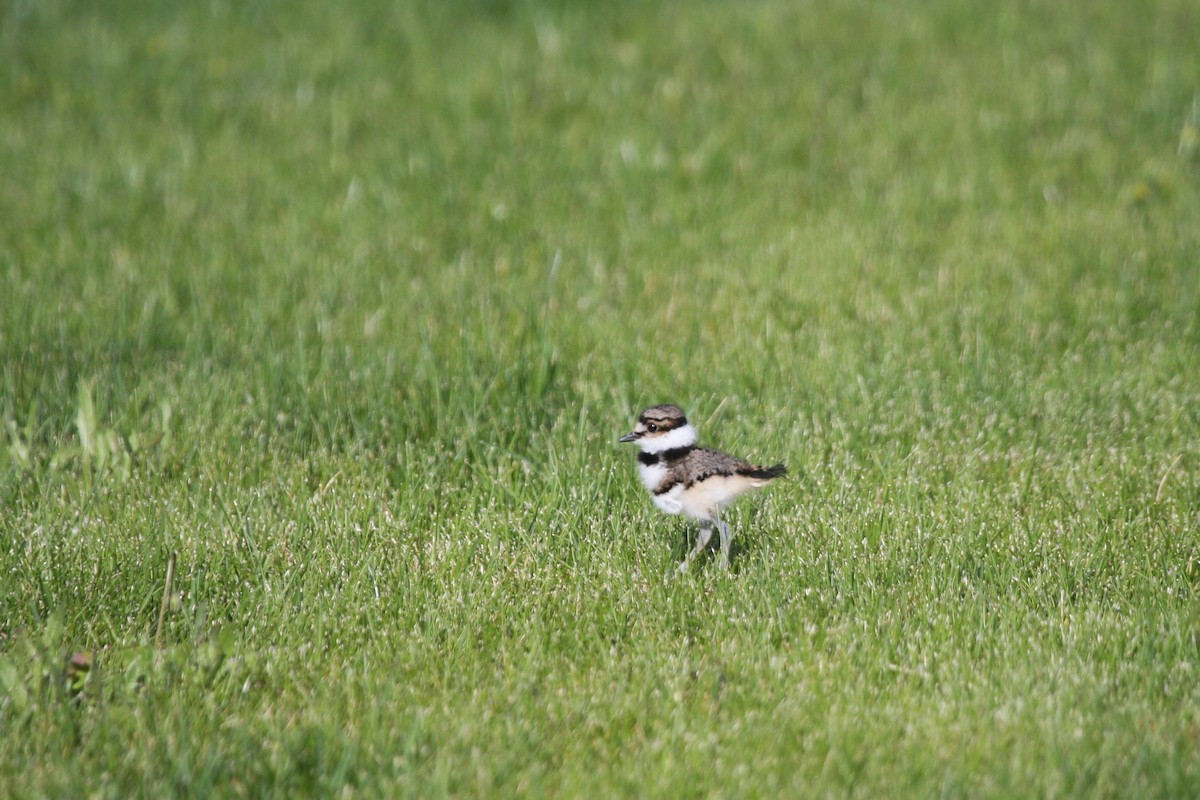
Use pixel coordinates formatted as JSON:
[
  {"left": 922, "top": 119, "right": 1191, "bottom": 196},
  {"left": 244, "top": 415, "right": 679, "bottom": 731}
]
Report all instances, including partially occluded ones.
[{"left": 639, "top": 424, "right": 698, "bottom": 454}]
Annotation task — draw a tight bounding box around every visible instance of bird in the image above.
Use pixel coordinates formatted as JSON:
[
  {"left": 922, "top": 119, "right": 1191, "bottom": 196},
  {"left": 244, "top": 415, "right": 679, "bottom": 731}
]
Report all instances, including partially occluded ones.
[{"left": 619, "top": 403, "right": 786, "bottom": 573}]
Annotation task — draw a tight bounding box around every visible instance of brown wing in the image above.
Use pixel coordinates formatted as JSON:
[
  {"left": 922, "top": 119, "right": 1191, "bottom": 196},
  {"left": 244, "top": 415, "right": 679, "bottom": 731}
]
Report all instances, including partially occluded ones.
[
  {"left": 680, "top": 448, "right": 759, "bottom": 488},
  {"left": 656, "top": 448, "right": 786, "bottom": 495}
]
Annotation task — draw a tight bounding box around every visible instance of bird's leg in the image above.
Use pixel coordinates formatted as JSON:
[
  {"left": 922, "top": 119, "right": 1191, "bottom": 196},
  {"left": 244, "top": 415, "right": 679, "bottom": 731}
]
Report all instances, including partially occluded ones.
[
  {"left": 716, "top": 517, "right": 733, "bottom": 569},
  {"left": 677, "top": 520, "right": 715, "bottom": 574}
]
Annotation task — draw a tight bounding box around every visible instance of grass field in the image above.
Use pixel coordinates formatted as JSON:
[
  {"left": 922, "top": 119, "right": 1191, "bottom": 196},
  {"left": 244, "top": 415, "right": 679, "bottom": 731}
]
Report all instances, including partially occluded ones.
[{"left": 2, "top": 0, "right": 1199, "bottom": 796}]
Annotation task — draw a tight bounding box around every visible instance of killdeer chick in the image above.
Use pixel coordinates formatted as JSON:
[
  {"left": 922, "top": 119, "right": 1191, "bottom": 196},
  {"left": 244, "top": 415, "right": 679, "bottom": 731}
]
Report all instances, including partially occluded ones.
[{"left": 620, "top": 404, "right": 786, "bottom": 573}]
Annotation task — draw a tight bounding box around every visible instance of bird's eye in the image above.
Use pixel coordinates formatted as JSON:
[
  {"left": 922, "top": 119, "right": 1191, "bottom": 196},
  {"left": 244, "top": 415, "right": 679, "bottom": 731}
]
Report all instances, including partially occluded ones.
[{"left": 646, "top": 423, "right": 658, "bottom": 432}]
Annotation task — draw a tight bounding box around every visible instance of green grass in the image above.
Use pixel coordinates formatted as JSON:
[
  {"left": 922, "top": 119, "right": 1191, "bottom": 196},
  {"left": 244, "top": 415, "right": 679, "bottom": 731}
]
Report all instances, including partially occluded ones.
[{"left": 2, "top": 0, "right": 1199, "bottom": 796}]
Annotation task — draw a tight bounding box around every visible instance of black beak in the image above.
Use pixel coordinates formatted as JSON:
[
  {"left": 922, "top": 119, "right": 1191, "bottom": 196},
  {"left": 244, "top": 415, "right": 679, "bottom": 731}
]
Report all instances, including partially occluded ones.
[{"left": 619, "top": 431, "right": 640, "bottom": 443}]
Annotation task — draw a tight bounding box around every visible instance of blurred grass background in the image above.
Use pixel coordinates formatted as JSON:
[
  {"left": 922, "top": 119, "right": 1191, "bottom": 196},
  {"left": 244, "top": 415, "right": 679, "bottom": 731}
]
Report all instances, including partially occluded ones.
[{"left": 2, "top": 0, "right": 1199, "bottom": 796}]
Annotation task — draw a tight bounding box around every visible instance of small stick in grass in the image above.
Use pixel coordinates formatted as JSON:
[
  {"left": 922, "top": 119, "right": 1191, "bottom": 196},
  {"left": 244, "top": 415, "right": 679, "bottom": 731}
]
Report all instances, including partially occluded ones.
[
  {"left": 1155, "top": 454, "right": 1184, "bottom": 504},
  {"left": 155, "top": 552, "right": 177, "bottom": 648}
]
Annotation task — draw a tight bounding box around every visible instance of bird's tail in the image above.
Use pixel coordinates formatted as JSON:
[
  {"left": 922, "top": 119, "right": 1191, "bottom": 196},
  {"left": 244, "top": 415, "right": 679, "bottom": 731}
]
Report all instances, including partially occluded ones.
[{"left": 741, "top": 463, "right": 787, "bottom": 481}]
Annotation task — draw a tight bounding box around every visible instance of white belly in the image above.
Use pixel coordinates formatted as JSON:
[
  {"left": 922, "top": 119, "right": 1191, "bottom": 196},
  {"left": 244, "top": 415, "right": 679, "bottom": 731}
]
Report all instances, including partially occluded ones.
[
  {"left": 636, "top": 461, "right": 666, "bottom": 492},
  {"left": 651, "top": 484, "right": 685, "bottom": 516},
  {"left": 676, "top": 474, "right": 761, "bottom": 521},
  {"left": 637, "top": 462, "right": 684, "bottom": 515}
]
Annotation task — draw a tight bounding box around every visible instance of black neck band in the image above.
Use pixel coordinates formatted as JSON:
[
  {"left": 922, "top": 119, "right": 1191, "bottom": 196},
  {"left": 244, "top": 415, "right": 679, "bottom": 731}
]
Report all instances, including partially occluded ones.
[{"left": 638, "top": 445, "right": 695, "bottom": 466}]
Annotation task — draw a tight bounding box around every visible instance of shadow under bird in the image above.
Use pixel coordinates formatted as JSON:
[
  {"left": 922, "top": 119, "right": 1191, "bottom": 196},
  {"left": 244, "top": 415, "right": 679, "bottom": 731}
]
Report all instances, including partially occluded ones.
[{"left": 620, "top": 404, "right": 786, "bottom": 573}]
